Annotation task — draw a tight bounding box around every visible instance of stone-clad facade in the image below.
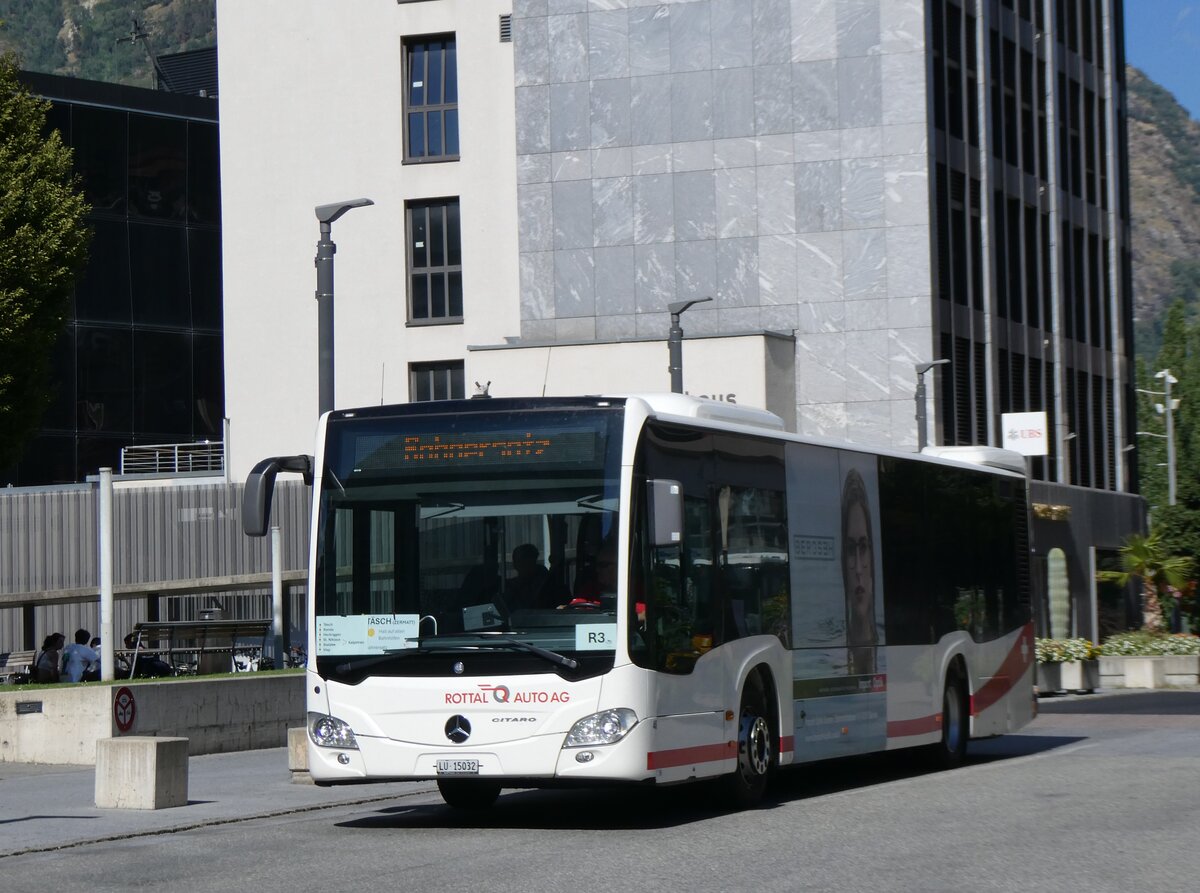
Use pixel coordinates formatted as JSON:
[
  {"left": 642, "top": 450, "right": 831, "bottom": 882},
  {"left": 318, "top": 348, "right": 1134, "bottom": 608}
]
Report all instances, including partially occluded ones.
[{"left": 512, "top": 0, "right": 937, "bottom": 447}]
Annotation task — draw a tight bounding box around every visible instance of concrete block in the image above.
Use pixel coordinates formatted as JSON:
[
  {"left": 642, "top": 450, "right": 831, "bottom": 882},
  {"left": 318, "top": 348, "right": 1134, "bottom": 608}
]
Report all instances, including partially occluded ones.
[
  {"left": 95, "top": 737, "right": 189, "bottom": 809},
  {"left": 288, "top": 726, "right": 312, "bottom": 783},
  {"left": 1121, "top": 657, "right": 1165, "bottom": 689}
]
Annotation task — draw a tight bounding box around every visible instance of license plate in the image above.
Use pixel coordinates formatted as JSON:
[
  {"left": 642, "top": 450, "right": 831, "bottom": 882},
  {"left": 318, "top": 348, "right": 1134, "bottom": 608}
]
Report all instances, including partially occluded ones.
[{"left": 436, "top": 759, "right": 480, "bottom": 775}]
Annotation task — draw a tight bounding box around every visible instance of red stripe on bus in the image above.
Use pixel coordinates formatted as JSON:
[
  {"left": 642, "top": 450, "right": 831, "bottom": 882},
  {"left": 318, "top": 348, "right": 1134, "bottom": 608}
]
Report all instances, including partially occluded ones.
[
  {"left": 646, "top": 740, "right": 735, "bottom": 770},
  {"left": 887, "top": 623, "right": 1035, "bottom": 737},
  {"left": 887, "top": 713, "right": 941, "bottom": 738},
  {"left": 972, "top": 623, "right": 1035, "bottom": 715},
  {"left": 780, "top": 735, "right": 795, "bottom": 755}
]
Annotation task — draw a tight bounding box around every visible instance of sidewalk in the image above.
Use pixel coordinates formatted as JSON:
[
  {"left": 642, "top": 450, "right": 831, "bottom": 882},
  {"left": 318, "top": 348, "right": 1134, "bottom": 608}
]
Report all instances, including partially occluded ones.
[{"left": 0, "top": 748, "right": 433, "bottom": 858}]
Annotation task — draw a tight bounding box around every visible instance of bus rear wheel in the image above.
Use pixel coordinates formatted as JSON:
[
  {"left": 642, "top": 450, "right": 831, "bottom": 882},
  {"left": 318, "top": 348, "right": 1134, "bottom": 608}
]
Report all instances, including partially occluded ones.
[
  {"left": 927, "top": 672, "right": 969, "bottom": 770},
  {"left": 721, "top": 677, "right": 773, "bottom": 808},
  {"left": 437, "top": 779, "right": 501, "bottom": 810}
]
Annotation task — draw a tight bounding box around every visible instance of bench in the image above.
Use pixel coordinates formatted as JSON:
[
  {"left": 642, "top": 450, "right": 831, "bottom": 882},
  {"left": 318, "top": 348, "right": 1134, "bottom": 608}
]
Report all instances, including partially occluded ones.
[
  {"left": 0, "top": 650, "right": 37, "bottom": 685},
  {"left": 130, "top": 620, "right": 273, "bottom": 676}
]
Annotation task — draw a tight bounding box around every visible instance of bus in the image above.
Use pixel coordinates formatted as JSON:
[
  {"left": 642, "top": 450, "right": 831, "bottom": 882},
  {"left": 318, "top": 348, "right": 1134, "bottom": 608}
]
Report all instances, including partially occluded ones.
[{"left": 244, "top": 393, "right": 1035, "bottom": 809}]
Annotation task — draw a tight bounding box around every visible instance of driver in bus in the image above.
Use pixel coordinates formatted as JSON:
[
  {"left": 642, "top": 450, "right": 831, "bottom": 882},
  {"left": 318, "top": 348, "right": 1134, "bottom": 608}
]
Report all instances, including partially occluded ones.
[
  {"left": 565, "top": 541, "right": 644, "bottom": 622},
  {"left": 506, "top": 544, "right": 566, "bottom": 610}
]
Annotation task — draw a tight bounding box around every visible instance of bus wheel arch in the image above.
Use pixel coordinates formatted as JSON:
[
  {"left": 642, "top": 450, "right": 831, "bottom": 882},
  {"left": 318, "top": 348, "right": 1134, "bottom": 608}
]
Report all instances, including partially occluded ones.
[{"left": 721, "top": 665, "right": 776, "bottom": 808}]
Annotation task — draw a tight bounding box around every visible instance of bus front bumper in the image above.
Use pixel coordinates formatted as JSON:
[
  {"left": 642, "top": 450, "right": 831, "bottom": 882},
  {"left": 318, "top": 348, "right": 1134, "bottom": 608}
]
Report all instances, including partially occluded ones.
[{"left": 307, "top": 716, "right": 660, "bottom": 785}]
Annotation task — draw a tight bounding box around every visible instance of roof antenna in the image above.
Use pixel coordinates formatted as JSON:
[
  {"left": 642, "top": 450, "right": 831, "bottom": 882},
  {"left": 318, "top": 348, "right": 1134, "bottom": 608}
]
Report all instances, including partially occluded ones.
[{"left": 116, "top": 19, "right": 160, "bottom": 88}]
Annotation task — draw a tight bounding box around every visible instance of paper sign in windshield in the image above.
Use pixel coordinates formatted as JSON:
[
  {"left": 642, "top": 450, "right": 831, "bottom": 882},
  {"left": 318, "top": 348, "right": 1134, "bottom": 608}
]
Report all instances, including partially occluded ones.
[
  {"left": 317, "top": 614, "right": 420, "bottom": 655},
  {"left": 575, "top": 623, "right": 617, "bottom": 651}
]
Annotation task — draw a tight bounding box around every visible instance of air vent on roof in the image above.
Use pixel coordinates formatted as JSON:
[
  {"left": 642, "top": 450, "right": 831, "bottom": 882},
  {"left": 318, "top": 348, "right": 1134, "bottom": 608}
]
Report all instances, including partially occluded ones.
[{"left": 500, "top": 14, "right": 512, "bottom": 42}]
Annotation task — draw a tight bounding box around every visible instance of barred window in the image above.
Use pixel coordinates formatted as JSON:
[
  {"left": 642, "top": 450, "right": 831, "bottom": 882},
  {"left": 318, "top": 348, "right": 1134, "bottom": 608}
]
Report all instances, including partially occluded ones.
[
  {"left": 404, "top": 35, "right": 459, "bottom": 162},
  {"left": 406, "top": 198, "right": 462, "bottom": 324},
  {"left": 410, "top": 361, "right": 464, "bottom": 402}
]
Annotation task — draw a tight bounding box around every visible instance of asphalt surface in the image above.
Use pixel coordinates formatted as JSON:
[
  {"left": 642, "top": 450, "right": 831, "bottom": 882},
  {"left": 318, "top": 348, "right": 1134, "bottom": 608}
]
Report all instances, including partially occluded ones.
[
  {"left": 0, "top": 747, "right": 434, "bottom": 858},
  {"left": 1, "top": 687, "right": 1196, "bottom": 861}
]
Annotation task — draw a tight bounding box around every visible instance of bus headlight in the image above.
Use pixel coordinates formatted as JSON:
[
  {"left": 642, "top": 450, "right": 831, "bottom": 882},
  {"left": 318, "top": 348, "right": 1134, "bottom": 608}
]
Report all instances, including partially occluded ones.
[
  {"left": 564, "top": 708, "right": 638, "bottom": 747},
  {"left": 309, "top": 712, "right": 359, "bottom": 750}
]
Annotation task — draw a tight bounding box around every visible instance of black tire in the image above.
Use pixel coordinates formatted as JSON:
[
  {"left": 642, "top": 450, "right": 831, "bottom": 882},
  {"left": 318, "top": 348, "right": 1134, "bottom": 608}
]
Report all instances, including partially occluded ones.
[
  {"left": 720, "top": 676, "right": 774, "bottom": 808},
  {"left": 437, "top": 779, "right": 501, "bottom": 810},
  {"left": 927, "top": 672, "right": 969, "bottom": 770}
]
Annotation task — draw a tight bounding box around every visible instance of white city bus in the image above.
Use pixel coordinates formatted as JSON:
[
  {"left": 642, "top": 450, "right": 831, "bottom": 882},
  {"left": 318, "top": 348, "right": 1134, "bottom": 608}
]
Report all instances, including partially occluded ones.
[{"left": 244, "top": 394, "right": 1035, "bottom": 809}]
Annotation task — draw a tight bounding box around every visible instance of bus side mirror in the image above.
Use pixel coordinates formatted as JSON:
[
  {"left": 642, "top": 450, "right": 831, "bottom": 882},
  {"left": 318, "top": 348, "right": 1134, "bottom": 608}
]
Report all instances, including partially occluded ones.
[
  {"left": 242, "top": 455, "right": 314, "bottom": 537},
  {"left": 648, "top": 479, "right": 683, "bottom": 548}
]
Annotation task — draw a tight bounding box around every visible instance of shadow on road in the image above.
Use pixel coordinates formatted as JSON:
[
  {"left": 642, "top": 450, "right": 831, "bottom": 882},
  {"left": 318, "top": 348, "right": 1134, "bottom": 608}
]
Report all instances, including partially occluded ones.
[
  {"left": 332, "top": 731, "right": 1086, "bottom": 832},
  {"left": 1035, "top": 689, "right": 1200, "bottom": 715}
]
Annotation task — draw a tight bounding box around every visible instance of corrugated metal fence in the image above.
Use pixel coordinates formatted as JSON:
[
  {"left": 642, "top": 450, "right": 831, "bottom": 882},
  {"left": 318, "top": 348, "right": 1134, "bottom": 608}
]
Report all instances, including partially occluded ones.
[{"left": 0, "top": 480, "right": 310, "bottom": 652}]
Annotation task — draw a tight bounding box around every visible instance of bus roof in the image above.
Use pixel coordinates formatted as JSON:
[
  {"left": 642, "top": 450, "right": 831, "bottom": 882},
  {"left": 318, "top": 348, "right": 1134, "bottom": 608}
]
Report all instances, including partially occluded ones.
[{"left": 327, "top": 394, "right": 1026, "bottom": 478}]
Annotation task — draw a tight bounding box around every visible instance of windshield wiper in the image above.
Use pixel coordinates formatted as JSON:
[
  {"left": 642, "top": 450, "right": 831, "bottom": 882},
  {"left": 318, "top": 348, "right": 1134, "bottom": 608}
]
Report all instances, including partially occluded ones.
[
  {"left": 332, "top": 636, "right": 579, "bottom": 675},
  {"left": 421, "top": 501, "right": 465, "bottom": 519},
  {"left": 420, "top": 636, "right": 578, "bottom": 670},
  {"left": 333, "top": 650, "right": 417, "bottom": 675},
  {"left": 576, "top": 493, "right": 617, "bottom": 513}
]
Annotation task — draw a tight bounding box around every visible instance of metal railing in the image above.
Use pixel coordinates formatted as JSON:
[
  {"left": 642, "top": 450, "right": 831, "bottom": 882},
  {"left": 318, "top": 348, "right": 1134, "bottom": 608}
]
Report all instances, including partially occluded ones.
[{"left": 120, "top": 441, "right": 224, "bottom": 476}]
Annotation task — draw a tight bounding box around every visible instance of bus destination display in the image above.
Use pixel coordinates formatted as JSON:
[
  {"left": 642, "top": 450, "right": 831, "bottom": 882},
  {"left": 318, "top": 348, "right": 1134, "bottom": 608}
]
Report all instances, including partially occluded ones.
[{"left": 355, "top": 430, "right": 599, "bottom": 471}]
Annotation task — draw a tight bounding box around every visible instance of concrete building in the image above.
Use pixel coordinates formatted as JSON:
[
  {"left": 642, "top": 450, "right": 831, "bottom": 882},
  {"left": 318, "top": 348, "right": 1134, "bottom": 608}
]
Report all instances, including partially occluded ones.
[{"left": 215, "top": 0, "right": 1142, "bottom": 637}]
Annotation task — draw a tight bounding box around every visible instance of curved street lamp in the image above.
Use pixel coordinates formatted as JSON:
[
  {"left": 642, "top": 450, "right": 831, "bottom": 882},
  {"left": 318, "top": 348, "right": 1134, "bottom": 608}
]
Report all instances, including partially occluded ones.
[
  {"left": 915, "top": 359, "right": 950, "bottom": 452},
  {"left": 315, "top": 198, "right": 374, "bottom": 416}
]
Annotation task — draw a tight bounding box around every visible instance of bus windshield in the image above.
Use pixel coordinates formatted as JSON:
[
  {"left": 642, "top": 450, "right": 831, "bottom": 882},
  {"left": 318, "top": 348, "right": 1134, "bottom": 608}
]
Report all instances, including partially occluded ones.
[{"left": 313, "top": 403, "right": 625, "bottom": 682}]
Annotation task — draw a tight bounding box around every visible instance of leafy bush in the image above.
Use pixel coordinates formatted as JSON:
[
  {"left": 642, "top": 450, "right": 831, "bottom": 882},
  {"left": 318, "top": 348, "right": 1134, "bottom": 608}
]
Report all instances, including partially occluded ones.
[
  {"left": 1035, "top": 637, "right": 1100, "bottom": 663},
  {"left": 1100, "top": 632, "right": 1200, "bottom": 656}
]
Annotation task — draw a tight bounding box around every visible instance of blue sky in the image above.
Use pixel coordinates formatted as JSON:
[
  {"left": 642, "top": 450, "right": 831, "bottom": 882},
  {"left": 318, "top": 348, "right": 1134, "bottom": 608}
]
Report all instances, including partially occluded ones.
[{"left": 1125, "top": 1, "right": 1200, "bottom": 120}]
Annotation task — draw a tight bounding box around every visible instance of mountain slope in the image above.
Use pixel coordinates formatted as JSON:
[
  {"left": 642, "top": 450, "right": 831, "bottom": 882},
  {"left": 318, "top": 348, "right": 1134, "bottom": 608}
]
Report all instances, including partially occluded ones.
[
  {"left": 0, "top": 0, "right": 215, "bottom": 88},
  {"left": 1126, "top": 66, "right": 1200, "bottom": 356}
]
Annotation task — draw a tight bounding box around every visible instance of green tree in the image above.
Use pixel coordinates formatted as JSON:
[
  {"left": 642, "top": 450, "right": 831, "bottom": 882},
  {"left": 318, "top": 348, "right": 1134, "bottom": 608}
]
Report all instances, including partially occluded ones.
[
  {"left": 0, "top": 52, "right": 90, "bottom": 467},
  {"left": 1137, "top": 300, "right": 1200, "bottom": 566},
  {"left": 1098, "top": 532, "right": 1193, "bottom": 632}
]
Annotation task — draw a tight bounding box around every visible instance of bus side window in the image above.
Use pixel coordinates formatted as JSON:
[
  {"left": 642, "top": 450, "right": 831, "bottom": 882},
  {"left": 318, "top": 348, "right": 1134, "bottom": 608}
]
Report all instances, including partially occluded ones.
[
  {"left": 683, "top": 494, "right": 715, "bottom": 647},
  {"left": 716, "top": 485, "right": 788, "bottom": 644},
  {"left": 633, "top": 490, "right": 715, "bottom": 674}
]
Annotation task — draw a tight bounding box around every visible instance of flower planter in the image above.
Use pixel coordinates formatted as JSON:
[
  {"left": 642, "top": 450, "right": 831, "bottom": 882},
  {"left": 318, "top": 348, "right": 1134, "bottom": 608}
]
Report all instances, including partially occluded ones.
[
  {"left": 1059, "top": 659, "right": 1099, "bottom": 693},
  {"left": 1099, "top": 656, "right": 1126, "bottom": 688},
  {"left": 1164, "top": 655, "right": 1200, "bottom": 686},
  {"left": 1036, "top": 660, "right": 1099, "bottom": 694},
  {"left": 1035, "top": 662, "right": 1062, "bottom": 694},
  {"left": 1122, "top": 656, "right": 1166, "bottom": 689}
]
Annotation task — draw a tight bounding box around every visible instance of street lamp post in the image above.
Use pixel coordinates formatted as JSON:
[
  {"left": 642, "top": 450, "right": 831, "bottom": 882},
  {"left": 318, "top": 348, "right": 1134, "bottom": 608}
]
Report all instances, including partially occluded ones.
[
  {"left": 667, "top": 297, "right": 712, "bottom": 393},
  {"left": 1156, "top": 369, "right": 1180, "bottom": 507},
  {"left": 914, "top": 359, "right": 951, "bottom": 452},
  {"left": 315, "top": 198, "right": 374, "bottom": 417},
  {"left": 1136, "top": 369, "right": 1180, "bottom": 506}
]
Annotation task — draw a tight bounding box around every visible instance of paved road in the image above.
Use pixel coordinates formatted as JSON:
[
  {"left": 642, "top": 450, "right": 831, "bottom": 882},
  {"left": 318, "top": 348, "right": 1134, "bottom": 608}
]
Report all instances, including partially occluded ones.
[{"left": 3, "top": 690, "right": 1198, "bottom": 892}]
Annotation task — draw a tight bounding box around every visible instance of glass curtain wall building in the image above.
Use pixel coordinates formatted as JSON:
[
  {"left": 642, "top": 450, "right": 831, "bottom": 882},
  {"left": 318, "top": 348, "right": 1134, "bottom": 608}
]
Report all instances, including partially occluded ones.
[
  {"left": 930, "top": 0, "right": 1133, "bottom": 489},
  {"left": 6, "top": 73, "right": 223, "bottom": 486}
]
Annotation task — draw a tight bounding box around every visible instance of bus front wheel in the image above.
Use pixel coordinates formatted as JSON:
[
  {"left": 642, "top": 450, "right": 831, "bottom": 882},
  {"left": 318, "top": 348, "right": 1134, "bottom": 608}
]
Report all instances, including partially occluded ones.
[
  {"left": 437, "top": 779, "right": 501, "bottom": 810},
  {"left": 721, "top": 677, "right": 773, "bottom": 808}
]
